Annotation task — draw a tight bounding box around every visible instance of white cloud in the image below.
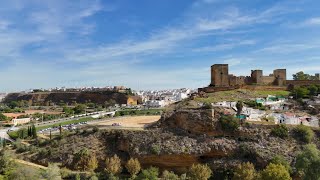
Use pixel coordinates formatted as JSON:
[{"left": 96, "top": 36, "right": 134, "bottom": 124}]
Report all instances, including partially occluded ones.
[
  {"left": 193, "top": 39, "right": 256, "bottom": 52},
  {"left": 304, "top": 17, "right": 320, "bottom": 26}
]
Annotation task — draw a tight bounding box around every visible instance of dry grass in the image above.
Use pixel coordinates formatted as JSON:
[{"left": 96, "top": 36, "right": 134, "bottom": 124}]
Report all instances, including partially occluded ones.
[
  {"left": 90, "top": 115, "right": 161, "bottom": 128},
  {"left": 195, "top": 89, "right": 290, "bottom": 103}
]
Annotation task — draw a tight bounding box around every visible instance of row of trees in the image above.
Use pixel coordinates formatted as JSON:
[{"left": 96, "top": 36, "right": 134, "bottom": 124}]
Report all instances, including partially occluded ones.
[
  {"left": 293, "top": 71, "right": 319, "bottom": 81},
  {"left": 70, "top": 150, "right": 212, "bottom": 180},
  {"left": 233, "top": 142, "right": 320, "bottom": 180},
  {"left": 14, "top": 124, "right": 37, "bottom": 139},
  {"left": 291, "top": 85, "right": 320, "bottom": 99}
]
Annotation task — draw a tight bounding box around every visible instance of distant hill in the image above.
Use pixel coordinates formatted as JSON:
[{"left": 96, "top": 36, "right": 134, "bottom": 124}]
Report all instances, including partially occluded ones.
[{"left": 3, "top": 91, "right": 141, "bottom": 106}]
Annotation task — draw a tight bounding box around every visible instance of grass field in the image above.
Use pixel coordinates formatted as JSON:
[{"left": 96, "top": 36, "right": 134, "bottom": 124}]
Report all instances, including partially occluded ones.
[
  {"left": 195, "top": 89, "right": 290, "bottom": 103},
  {"left": 90, "top": 115, "right": 160, "bottom": 128}
]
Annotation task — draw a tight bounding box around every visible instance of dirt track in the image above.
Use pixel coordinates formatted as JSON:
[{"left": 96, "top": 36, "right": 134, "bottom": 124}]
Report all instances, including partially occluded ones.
[{"left": 90, "top": 115, "right": 160, "bottom": 128}]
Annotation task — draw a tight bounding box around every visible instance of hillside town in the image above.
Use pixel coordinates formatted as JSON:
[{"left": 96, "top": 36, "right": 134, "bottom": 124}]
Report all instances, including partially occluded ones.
[{"left": 137, "top": 88, "right": 195, "bottom": 108}]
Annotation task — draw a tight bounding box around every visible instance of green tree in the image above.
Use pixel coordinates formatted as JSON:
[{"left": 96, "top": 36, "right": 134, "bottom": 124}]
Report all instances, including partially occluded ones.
[
  {"left": 72, "top": 148, "right": 98, "bottom": 171},
  {"left": 293, "top": 125, "right": 314, "bottom": 143},
  {"left": 63, "top": 106, "right": 74, "bottom": 116},
  {"left": 270, "top": 155, "right": 291, "bottom": 174},
  {"left": 233, "top": 162, "right": 256, "bottom": 180},
  {"left": 308, "top": 85, "right": 319, "bottom": 96},
  {"left": 291, "top": 87, "right": 310, "bottom": 99},
  {"left": 295, "top": 144, "right": 320, "bottom": 180},
  {"left": 105, "top": 154, "right": 122, "bottom": 175},
  {"left": 220, "top": 115, "right": 239, "bottom": 132},
  {"left": 125, "top": 158, "right": 141, "bottom": 178},
  {"left": 42, "top": 163, "right": 61, "bottom": 180},
  {"left": 293, "top": 71, "right": 311, "bottom": 80},
  {"left": 236, "top": 101, "right": 243, "bottom": 116},
  {"left": 32, "top": 124, "right": 37, "bottom": 139},
  {"left": 189, "top": 164, "right": 212, "bottom": 180},
  {"left": 270, "top": 124, "right": 288, "bottom": 139},
  {"left": 0, "top": 113, "right": 7, "bottom": 121},
  {"left": 162, "top": 170, "right": 179, "bottom": 180},
  {"left": 259, "top": 163, "right": 291, "bottom": 180},
  {"left": 0, "top": 150, "right": 14, "bottom": 175},
  {"left": 137, "top": 167, "right": 159, "bottom": 180},
  {"left": 73, "top": 104, "right": 87, "bottom": 114},
  {"left": 8, "top": 101, "right": 19, "bottom": 109}
]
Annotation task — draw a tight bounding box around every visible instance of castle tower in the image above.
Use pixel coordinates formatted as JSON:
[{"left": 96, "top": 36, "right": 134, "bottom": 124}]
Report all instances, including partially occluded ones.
[
  {"left": 210, "top": 64, "right": 229, "bottom": 87},
  {"left": 251, "top": 70, "right": 263, "bottom": 84},
  {"left": 273, "top": 69, "right": 287, "bottom": 86}
]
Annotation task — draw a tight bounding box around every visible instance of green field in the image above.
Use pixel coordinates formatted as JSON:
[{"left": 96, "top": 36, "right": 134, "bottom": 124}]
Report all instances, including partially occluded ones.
[{"left": 195, "top": 89, "right": 290, "bottom": 103}]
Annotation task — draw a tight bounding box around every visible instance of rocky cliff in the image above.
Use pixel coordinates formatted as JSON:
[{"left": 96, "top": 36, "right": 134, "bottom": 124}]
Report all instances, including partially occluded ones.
[
  {"left": 3, "top": 91, "right": 140, "bottom": 105},
  {"left": 26, "top": 106, "right": 318, "bottom": 175}
]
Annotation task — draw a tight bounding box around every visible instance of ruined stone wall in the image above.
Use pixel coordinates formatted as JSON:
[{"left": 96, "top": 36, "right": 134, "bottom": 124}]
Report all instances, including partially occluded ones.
[
  {"left": 274, "top": 69, "right": 287, "bottom": 86},
  {"left": 236, "top": 76, "right": 247, "bottom": 86},
  {"left": 211, "top": 64, "right": 229, "bottom": 87},
  {"left": 228, "top": 75, "right": 237, "bottom": 86},
  {"left": 251, "top": 70, "right": 263, "bottom": 84},
  {"left": 262, "top": 76, "right": 275, "bottom": 85}
]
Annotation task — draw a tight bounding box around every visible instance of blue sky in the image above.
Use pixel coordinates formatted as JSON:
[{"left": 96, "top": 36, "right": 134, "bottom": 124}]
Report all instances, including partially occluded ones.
[{"left": 1, "top": 0, "right": 320, "bottom": 92}]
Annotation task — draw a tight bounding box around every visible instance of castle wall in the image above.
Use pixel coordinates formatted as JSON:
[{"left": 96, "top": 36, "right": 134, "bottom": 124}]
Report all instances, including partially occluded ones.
[
  {"left": 251, "top": 70, "right": 263, "bottom": 84},
  {"left": 262, "top": 76, "right": 275, "bottom": 85},
  {"left": 274, "top": 69, "right": 287, "bottom": 86},
  {"left": 228, "top": 75, "right": 237, "bottom": 87},
  {"left": 211, "top": 64, "right": 229, "bottom": 87}
]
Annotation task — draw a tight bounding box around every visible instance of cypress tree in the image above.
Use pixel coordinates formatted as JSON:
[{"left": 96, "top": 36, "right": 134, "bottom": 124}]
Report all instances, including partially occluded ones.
[
  {"left": 32, "top": 124, "right": 37, "bottom": 139},
  {"left": 21, "top": 129, "right": 24, "bottom": 139},
  {"left": 59, "top": 124, "right": 62, "bottom": 136}
]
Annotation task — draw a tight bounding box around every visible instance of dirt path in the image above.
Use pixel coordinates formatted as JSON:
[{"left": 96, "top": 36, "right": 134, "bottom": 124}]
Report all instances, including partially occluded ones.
[{"left": 14, "top": 159, "right": 48, "bottom": 170}]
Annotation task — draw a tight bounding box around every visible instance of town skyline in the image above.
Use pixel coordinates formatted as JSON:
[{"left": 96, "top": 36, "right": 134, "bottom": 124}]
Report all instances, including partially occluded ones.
[{"left": 1, "top": 0, "right": 320, "bottom": 92}]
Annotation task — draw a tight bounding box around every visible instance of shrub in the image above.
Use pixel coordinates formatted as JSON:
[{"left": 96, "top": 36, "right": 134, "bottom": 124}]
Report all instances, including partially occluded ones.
[
  {"left": 125, "top": 158, "right": 141, "bottom": 177},
  {"left": 72, "top": 148, "right": 98, "bottom": 171},
  {"left": 295, "top": 144, "right": 320, "bottom": 180},
  {"left": 189, "top": 164, "right": 212, "bottom": 180},
  {"left": 270, "top": 155, "right": 291, "bottom": 174},
  {"left": 92, "top": 126, "right": 99, "bottom": 133},
  {"left": 0, "top": 150, "right": 14, "bottom": 174},
  {"left": 151, "top": 144, "right": 161, "bottom": 155},
  {"left": 138, "top": 167, "right": 159, "bottom": 180},
  {"left": 105, "top": 155, "right": 122, "bottom": 175},
  {"left": 259, "top": 163, "right": 291, "bottom": 180},
  {"left": 41, "top": 163, "right": 60, "bottom": 180},
  {"left": 220, "top": 115, "right": 239, "bottom": 132},
  {"left": 270, "top": 124, "right": 288, "bottom": 139},
  {"left": 202, "top": 102, "right": 213, "bottom": 109},
  {"left": 293, "top": 125, "right": 314, "bottom": 143},
  {"left": 232, "top": 162, "right": 256, "bottom": 180},
  {"left": 162, "top": 170, "right": 179, "bottom": 180}
]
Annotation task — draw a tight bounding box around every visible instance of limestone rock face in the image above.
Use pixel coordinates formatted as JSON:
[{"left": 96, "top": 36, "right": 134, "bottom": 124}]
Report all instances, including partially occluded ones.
[{"left": 154, "top": 108, "right": 222, "bottom": 135}]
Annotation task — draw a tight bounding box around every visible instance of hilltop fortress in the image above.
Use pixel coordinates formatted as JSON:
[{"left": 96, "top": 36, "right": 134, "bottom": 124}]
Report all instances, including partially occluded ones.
[{"left": 199, "top": 64, "right": 320, "bottom": 93}]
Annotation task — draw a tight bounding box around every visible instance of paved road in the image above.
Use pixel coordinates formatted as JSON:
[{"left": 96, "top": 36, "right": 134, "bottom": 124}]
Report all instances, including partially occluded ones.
[
  {"left": 0, "top": 128, "right": 14, "bottom": 142},
  {"left": 0, "top": 110, "right": 116, "bottom": 142}
]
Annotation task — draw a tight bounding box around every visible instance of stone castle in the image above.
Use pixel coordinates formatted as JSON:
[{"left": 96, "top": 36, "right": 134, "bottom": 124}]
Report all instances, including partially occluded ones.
[
  {"left": 210, "top": 64, "right": 286, "bottom": 87},
  {"left": 199, "top": 64, "right": 320, "bottom": 93}
]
